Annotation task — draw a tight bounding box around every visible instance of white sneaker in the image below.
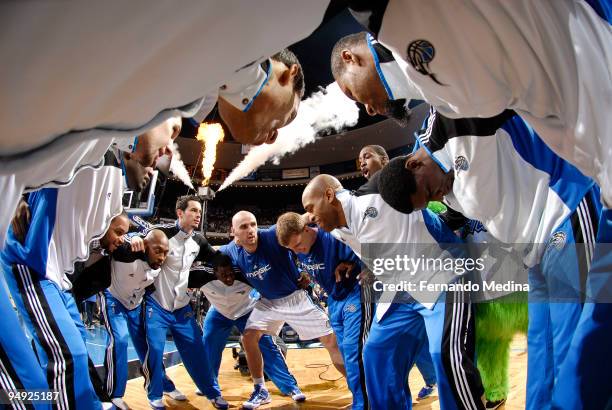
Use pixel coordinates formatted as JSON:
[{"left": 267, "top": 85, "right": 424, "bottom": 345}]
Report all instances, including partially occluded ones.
[
  {"left": 243, "top": 385, "right": 271, "bottom": 409},
  {"left": 211, "top": 396, "right": 229, "bottom": 409},
  {"left": 290, "top": 388, "right": 306, "bottom": 402},
  {"left": 148, "top": 399, "right": 166, "bottom": 410},
  {"left": 164, "top": 388, "right": 187, "bottom": 401},
  {"left": 195, "top": 388, "right": 204, "bottom": 396},
  {"left": 111, "top": 398, "right": 129, "bottom": 410}
]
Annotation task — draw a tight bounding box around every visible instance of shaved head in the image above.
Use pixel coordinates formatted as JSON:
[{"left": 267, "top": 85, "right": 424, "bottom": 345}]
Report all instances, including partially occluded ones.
[
  {"left": 232, "top": 210, "right": 256, "bottom": 230},
  {"left": 145, "top": 229, "right": 168, "bottom": 247},
  {"left": 302, "top": 174, "right": 345, "bottom": 232},
  {"left": 144, "top": 229, "right": 169, "bottom": 269},
  {"left": 302, "top": 174, "right": 342, "bottom": 202},
  {"left": 231, "top": 210, "right": 258, "bottom": 251}
]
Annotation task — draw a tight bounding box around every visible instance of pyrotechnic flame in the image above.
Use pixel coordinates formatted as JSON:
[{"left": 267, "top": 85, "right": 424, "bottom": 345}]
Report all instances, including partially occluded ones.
[{"left": 195, "top": 123, "right": 224, "bottom": 186}]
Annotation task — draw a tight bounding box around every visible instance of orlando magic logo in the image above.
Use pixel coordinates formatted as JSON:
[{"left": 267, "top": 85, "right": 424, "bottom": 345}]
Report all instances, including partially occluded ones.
[
  {"left": 362, "top": 206, "right": 379, "bottom": 222},
  {"left": 549, "top": 231, "right": 567, "bottom": 250},
  {"left": 466, "top": 220, "right": 486, "bottom": 235},
  {"left": 406, "top": 39, "right": 445, "bottom": 86},
  {"left": 454, "top": 156, "right": 469, "bottom": 173},
  {"left": 345, "top": 304, "right": 357, "bottom": 313}
]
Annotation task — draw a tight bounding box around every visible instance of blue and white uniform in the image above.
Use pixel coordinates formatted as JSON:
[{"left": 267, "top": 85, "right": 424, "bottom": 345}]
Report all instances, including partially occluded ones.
[
  {"left": 0, "top": 279, "right": 51, "bottom": 410},
  {"left": 220, "top": 226, "right": 333, "bottom": 341},
  {"left": 334, "top": 176, "right": 484, "bottom": 410},
  {"left": 0, "top": 149, "right": 125, "bottom": 410},
  {"left": 141, "top": 222, "right": 219, "bottom": 402},
  {"left": 351, "top": 0, "right": 612, "bottom": 208},
  {"left": 188, "top": 264, "right": 300, "bottom": 396},
  {"left": 73, "top": 244, "right": 178, "bottom": 400},
  {"left": 0, "top": 1, "right": 334, "bottom": 249},
  {"left": 414, "top": 109, "right": 601, "bottom": 409},
  {"left": 295, "top": 228, "right": 374, "bottom": 410}
]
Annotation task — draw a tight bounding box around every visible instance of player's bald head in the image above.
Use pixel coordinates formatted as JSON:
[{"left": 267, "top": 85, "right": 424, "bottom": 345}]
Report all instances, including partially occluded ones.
[
  {"left": 303, "top": 174, "right": 342, "bottom": 202},
  {"left": 232, "top": 210, "right": 257, "bottom": 230},
  {"left": 302, "top": 175, "right": 345, "bottom": 232},
  {"left": 144, "top": 229, "right": 169, "bottom": 269},
  {"left": 145, "top": 229, "right": 168, "bottom": 247},
  {"left": 231, "top": 210, "right": 258, "bottom": 250}
]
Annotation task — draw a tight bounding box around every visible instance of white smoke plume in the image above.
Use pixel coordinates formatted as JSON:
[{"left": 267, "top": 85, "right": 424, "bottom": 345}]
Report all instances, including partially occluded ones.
[
  {"left": 168, "top": 142, "right": 194, "bottom": 189},
  {"left": 218, "top": 82, "right": 359, "bottom": 191}
]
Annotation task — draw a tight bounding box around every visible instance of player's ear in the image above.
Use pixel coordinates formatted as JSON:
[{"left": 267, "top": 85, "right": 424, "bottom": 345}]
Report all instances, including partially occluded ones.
[
  {"left": 278, "top": 63, "right": 298, "bottom": 87},
  {"left": 325, "top": 187, "right": 335, "bottom": 203},
  {"left": 341, "top": 49, "right": 358, "bottom": 65},
  {"left": 405, "top": 156, "right": 421, "bottom": 170}
]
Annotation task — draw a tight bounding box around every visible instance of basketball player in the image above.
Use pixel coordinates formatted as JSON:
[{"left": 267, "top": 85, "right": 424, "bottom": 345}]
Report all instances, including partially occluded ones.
[
  {"left": 357, "top": 145, "right": 439, "bottom": 401},
  {"left": 377, "top": 110, "right": 602, "bottom": 409},
  {"left": 302, "top": 174, "right": 485, "bottom": 410},
  {"left": 141, "top": 195, "right": 227, "bottom": 410},
  {"left": 276, "top": 211, "right": 374, "bottom": 410},
  {"left": 220, "top": 211, "right": 343, "bottom": 409},
  {"left": 338, "top": 1, "right": 612, "bottom": 208},
  {"left": 188, "top": 254, "right": 305, "bottom": 401}
]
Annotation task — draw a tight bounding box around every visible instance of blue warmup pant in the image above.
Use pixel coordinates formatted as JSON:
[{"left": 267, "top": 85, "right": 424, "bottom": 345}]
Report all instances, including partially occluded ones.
[
  {"left": 3, "top": 262, "right": 102, "bottom": 410},
  {"left": 328, "top": 285, "right": 375, "bottom": 410},
  {"left": 526, "top": 194, "right": 599, "bottom": 410},
  {"left": 414, "top": 336, "right": 437, "bottom": 387},
  {"left": 0, "top": 274, "right": 51, "bottom": 410},
  {"left": 202, "top": 306, "right": 299, "bottom": 395},
  {"left": 99, "top": 291, "right": 175, "bottom": 399},
  {"left": 363, "top": 287, "right": 483, "bottom": 410},
  {"left": 143, "top": 295, "right": 215, "bottom": 401},
  {"left": 552, "top": 206, "right": 612, "bottom": 410}
]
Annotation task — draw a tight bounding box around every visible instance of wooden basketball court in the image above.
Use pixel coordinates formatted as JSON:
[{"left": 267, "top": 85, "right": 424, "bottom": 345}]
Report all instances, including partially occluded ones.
[{"left": 124, "top": 336, "right": 527, "bottom": 409}]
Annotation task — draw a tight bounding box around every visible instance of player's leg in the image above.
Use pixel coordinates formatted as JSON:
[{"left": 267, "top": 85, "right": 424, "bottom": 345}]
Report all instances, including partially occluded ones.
[
  {"left": 63, "top": 292, "right": 109, "bottom": 405},
  {"left": 124, "top": 304, "right": 180, "bottom": 398},
  {"left": 414, "top": 335, "right": 438, "bottom": 400},
  {"left": 98, "top": 291, "right": 129, "bottom": 402},
  {"left": 202, "top": 307, "right": 234, "bottom": 393},
  {"left": 6, "top": 265, "right": 102, "bottom": 410},
  {"left": 318, "top": 333, "right": 345, "bottom": 376},
  {"left": 526, "top": 262, "right": 554, "bottom": 409},
  {"left": 543, "top": 204, "right": 594, "bottom": 379},
  {"left": 169, "top": 304, "right": 226, "bottom": 409},
  {"left": 419, "top": 287, "right": 485, "bottom": 410},
  {"left": 329, "top": 286, "right": 369, "bottom": 409},
  {"left": 142, "top": 296, "right": 172, "bottom": 407},
  {"left": 235, "top": 313, "right": 300, "bottom": 397},
  {"left": 243, "top": 299, "right": 285, "bottom": 409},
  {"left": 0, "top": 270, "right": 50, "bottom": 410},
  {"left": 363, "top": 302, "right": 425, "bottom": 410},
  {"left": 281, "top": 290, "right": 342, "bottom": 375},
  {"left": 552, "top": 205, "right": 612, "bottom": 409}
]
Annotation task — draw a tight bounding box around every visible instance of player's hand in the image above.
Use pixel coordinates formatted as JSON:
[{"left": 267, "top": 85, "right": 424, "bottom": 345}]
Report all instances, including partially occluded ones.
[
  {"left": 357, "top": 269, "right": 375, "bottom": 286},
  {"left": 130, "top": 236, "right": 145, "bottom": 252},
  {"left": 10, "top": 198, "right": 30, "bottom": 244},
  {"left": 334, "top": 261, "right": 357, "bottom": 283},
  {"left": 297, "top": 272, "right": 311, "bottom": 289}
]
